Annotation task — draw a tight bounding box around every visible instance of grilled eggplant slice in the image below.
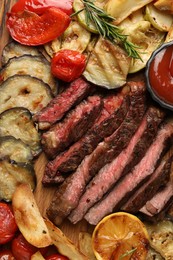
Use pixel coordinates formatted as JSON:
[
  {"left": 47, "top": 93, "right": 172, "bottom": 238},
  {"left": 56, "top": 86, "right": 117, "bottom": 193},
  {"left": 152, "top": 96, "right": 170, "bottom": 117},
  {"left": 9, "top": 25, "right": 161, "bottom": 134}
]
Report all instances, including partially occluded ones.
[
  {"left": 0, "top": 75, "right": 53, "bottom": 115},
  {"left": 0, "top": 160, "right": 35, "bottom": 202},
  {"left": 0, "top": 136, "right": 33, "bottom": 163},
  {"left": 1, "top": 41, "right": 41, "bottom": 66},
  {"left": 0, "top": 107, "right": 41, "bottom": 157},
  {"left": 83, "top": 37, "right": 131, "bottom": 89},
  {"left": 0, "top": 55, "right": 57, "bottom": 95}
]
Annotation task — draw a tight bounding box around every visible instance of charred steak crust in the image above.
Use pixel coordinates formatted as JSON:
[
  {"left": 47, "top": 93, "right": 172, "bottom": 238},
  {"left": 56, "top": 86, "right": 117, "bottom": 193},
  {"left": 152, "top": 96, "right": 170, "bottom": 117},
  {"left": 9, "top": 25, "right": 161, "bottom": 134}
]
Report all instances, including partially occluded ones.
[
  {"left": 33, "top": 77, "right": 92, "bottom": 130},
  {"left": 46, "top": 81, "right": 146, "bottom": 225},
  {"left": 68, "top": 106, "right": 165, "bottom": 224},
  {"left": 122, "top": 106, "right": 166, "bottom": 176},
  {"left": 121, "top": 149, "right": 173, "bottom": 213},
  {"left": 84, "top": 121, "right": 173, "bottom": 225},
  {"left": 41, "top": 95, "right": 103, "bottom": 159},
  {"left": 42, "top": 93, "right": 128, "bottom": 184},
  {"left": 140, "top": 180, "right": 173, "bottom": 218}
]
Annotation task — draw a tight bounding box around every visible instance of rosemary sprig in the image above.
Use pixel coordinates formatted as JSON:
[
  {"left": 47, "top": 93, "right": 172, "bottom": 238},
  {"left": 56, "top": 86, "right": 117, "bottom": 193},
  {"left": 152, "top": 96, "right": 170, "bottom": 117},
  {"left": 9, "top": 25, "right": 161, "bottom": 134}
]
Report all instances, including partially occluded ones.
[
  {"left": 72, "top": 0, "right": 142, "bottom": 60},
  {"left": 119, "top": 248, "right": 137, "bottom": 259}
]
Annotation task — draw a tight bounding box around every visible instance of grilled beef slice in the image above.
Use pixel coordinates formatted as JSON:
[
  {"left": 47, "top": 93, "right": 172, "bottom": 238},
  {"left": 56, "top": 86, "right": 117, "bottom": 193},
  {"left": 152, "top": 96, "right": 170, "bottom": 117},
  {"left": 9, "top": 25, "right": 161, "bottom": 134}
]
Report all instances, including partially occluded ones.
[
  {"left": 33, "top": 77, "right": 92, "bottom": 130},
  {"left": 140, "top": 181, "right": 173, "bottom": 217},
  {"left": 121, "top": 149, "right": 173, "bottom": 213},
  {"left": 69, "top": 106, "right": 165, "bottom": 224},
  {"left": 46, "top": 81, "right": 146, "bottom": 225},
  {"left": 84, "top": 121, "right": 173, "bottom": 225},
  {"left": 41, "top": 95, "right": 103, "bottom": 159},
  {"left": 43, "top": 90, "right": 129, "bottom": 184}
]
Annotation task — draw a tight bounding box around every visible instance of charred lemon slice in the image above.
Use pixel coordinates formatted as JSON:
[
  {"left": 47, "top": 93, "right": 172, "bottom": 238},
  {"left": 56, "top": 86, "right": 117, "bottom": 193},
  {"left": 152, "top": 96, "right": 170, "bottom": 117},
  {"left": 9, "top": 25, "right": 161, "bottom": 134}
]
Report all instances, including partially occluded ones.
[{"left": 92, "top": 212, "right": 149, "bottom": 260}]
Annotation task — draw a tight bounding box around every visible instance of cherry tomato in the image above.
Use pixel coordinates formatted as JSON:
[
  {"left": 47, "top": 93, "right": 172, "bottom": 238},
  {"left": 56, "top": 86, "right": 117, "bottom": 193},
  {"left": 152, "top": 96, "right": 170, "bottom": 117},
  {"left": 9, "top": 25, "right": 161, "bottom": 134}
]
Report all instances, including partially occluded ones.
[
  {"left": 11, "top": 0, "right": 73, "bottom": 16},
  {"left": 45, "top": 254, "right": 69, "bottom": 260},
  {"left": 11, "top": 233, "right": 38, "bottom": 260},
  {"left": 51, "top": 49, "right": 86, "bottom": 82},
  {"left": 0, "top": 250, "right": 15, "bottom": 260},
  {"left": 6, "top": 7, "right": 71, "bottom": 46},
  {"left": 0, "top": 203, "right": 18, "bottom": 245}
]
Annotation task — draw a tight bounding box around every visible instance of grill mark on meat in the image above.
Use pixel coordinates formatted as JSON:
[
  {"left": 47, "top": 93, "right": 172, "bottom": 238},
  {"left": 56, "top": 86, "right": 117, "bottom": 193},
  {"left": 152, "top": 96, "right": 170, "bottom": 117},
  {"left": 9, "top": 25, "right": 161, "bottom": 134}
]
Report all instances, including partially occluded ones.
[
  {"left": 41, "top": 95, "right": 103, "bottom": 159},
  {"left": 84, "top": 122, "right": 173, "bottom": 225},
  {"left": 68, "top": 106, "right": 165, "bottom": 224},
  {"left": 140, "top": 181, "right": 173, "bottom": 217},
  {"left": 46, "top": 81, "right": 146, "bottom": 225},
  {"left": 33, "top": 77, "right": 92, "bottom": 130},
  {"left": 42, "top": 92, "right": 128, "bottom": 184},
  {"left": 121, "top": 149, "right": 173, "bottom": 213}
]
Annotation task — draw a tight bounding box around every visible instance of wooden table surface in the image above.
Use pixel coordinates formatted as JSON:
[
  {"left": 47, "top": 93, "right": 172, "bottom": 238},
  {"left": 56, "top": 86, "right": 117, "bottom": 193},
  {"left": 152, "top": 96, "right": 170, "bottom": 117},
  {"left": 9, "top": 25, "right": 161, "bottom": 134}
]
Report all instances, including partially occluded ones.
[{"left": 0, "top": 0, "right": 92, "bottom": 245}]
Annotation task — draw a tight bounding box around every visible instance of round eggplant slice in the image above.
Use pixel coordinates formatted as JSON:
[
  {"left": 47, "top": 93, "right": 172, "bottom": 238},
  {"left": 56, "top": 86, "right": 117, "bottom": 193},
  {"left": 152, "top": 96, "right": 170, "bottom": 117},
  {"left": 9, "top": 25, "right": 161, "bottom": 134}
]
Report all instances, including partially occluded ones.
[
  {"left": 0, "top": 75, "right": 53, "bottom": 114},
  {"left": 0, "top": 160, "right": 35, "bottom": 202},
  {"left": 0, "top": 136, "right": 33, "bottom": 163},
  {"left": 0, "top": 54, "right": 57, "bottom": 96},
  {"left": 0, "top": 107, "right": 41, "bottom": 157},
  {"left": 1, "top": 41, "right": 41, "bottom": 66}
]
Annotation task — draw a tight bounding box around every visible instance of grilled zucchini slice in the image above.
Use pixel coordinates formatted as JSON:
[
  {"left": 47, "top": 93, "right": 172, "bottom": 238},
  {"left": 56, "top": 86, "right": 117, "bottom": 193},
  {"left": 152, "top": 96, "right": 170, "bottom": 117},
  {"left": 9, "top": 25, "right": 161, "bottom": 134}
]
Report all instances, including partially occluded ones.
[
  {"left": 0, "top": 136, "right": 33, "bottom": 163},
  {"left": 83, "top": 37, "right": 131, "bottom": 89},
  {"left": 0, "top": 75, "right": 53, "bottom": 115},
  {"left": 0, "top": 107, "right": 41, "bottom": 157},
  {"left": 1, "top": 41, "right": 41, "bottom": 66},
  {"left": 0, "top": 160, "right": 35, "bottom": 202},
  {"left": 0, "top": 55, "right": 57, "bottom": 96},
  {"left": 61, "top": 20, "right": 91, "bottom": 52}
]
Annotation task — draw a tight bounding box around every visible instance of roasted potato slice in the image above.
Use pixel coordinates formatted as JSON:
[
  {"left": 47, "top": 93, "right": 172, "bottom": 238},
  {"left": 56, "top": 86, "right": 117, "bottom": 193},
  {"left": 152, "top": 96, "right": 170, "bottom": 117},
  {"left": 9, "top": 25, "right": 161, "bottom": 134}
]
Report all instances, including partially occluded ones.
[
  {"left": 0, "top": 136, "right": 33, "bottom": 163},
  {"left": 0, "top": 160, "right": 35, "bottom": 201},
  {"left": 12, "top": 183, "right": 52, "bottom": 248},
  {"left": 0, "top": 75, "right": 53, "bottom": 114},
  {"left": 45, "top": 219, "right": 88, "bottom": 260},
  {"left": 78, "top": 232, "right": 96, "bottom": 260},
  {"left": 0, "top": 107, "right": 41, "bottom": 157},
  {"left": 1, "top": 41, "right": 41, "bottom": 66},
  {"left": 0, "top": 55, "right": 57, "bottom": 95}
]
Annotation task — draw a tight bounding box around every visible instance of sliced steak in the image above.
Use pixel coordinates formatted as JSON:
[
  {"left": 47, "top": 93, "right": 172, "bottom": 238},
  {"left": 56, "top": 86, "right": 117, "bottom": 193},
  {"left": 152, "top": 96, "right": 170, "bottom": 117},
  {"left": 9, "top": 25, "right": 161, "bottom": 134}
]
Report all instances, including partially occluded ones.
[
  {"left": 43, "top": 91, "right": 128, "bottom": 184},
  {"left": 69, "top": 106, "right": 165, "bottom": 224},
  {"left": 140, "top": 181, "right": 173, "bottom": 217},
  {"left": 121, "top": 149, "right": 173, "bottom": 213},
  {"left": 84, "top": 121, "right": 173, "bottom": 225},
  {"left": 33, "top": 77, "right": 92, "bottom": 130},
  {"left": 41, "top": 95, "right": 103, "bottom": 158},
  {"left": 46, "top": 81, "right": 146, "bottom": 225}
]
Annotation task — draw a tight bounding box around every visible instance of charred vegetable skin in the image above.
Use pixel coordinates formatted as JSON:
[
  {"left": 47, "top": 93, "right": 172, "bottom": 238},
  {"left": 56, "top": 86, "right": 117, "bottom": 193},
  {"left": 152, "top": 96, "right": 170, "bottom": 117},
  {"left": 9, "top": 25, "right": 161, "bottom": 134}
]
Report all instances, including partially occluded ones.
[
  {"left": 0, "top": 107, "right": 41, "bottom": 157},
  {"left": 0, "top": 160, "right": 35, "bottom": 202},
  {"left": 0, "top": 54, "right": 57, "bottom": 96}
]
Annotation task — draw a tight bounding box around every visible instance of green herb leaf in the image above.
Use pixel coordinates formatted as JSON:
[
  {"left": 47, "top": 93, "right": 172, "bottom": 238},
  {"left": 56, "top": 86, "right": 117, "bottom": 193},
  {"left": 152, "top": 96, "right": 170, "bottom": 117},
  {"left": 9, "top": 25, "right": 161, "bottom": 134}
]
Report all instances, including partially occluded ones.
[
  {"left": 72, "top": 0, "right": 142, "bottom": 60},
  {"left": 119, "top": 248, "right": 137, "bottom": 259}
]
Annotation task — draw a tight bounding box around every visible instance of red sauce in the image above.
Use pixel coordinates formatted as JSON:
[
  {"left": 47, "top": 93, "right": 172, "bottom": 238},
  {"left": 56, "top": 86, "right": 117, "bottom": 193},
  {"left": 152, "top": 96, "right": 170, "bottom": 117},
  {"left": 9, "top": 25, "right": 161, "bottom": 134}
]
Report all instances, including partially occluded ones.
[{"left": 149, "top": 44, "right": 173, "bottom": 105}]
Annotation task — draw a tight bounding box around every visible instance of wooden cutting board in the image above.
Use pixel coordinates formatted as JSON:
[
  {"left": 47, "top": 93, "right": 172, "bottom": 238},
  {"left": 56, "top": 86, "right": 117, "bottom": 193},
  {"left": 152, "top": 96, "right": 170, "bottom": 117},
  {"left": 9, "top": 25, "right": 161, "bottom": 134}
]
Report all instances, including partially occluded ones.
[{"left": 0, "top": 0, "right": 93, "bottom": 245}]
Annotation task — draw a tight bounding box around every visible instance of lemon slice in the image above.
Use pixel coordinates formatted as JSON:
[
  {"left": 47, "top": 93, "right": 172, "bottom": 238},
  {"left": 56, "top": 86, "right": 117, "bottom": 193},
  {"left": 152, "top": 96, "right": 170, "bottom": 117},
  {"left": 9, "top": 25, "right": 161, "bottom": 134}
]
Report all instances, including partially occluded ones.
[
  {"left": 145, "top": 4, "right": 173, "bottom": 32},
  {"left": 92, "top": 212, "right": 149, "bottom": 260}
]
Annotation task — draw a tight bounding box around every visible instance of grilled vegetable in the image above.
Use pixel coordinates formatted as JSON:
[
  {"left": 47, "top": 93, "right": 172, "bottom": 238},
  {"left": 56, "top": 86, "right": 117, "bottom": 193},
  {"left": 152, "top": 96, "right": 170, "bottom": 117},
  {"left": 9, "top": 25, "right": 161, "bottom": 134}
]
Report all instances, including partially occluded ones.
[
  {"left": 0, "top": 55, "right": 57, "bottom": 95},
  {"left": 44, "top": 38, "right": 62, "bottom": 58},
  {"left": 83, "top": 37, "right": 131, "bottom": 89},
  {"left": 154, "top": 0, "right": 173, "bottom": 14},
  {"left": 1, "top": 41, "right": 41, "bottom": 66},
  {"left": 0, "top": 107, "right": 41, "bottom": 157},
  {"left": 0, "top": 160, "right": 35, "bottom": 202},
  {"left": 120, "top": 20, "right": 165, "bottom": 73},
  {"left": 104, "top": 0, "right": 154, "bottom": 25},
  {"left": 62, "top": 20, "right": 91, "bottom": 52},
  {"left": 0, "top": 75, "right": 53, "bottom": 115},
  {"left": 44, "top": 20, "right": 91, "bottom": 58},
  {"left": 145, "top": 3, "right": 173, "bottom": 32},
  {"left": 0, "top": 136, "right": 33, "bottom": 163}
]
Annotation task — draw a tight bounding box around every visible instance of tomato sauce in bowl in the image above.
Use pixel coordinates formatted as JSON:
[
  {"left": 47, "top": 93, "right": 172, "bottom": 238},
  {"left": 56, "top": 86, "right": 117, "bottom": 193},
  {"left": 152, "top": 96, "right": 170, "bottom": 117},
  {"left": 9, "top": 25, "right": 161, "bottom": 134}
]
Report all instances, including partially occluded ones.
[{"left": 145, "top": 41, "right": 173, "bottom": 110}]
